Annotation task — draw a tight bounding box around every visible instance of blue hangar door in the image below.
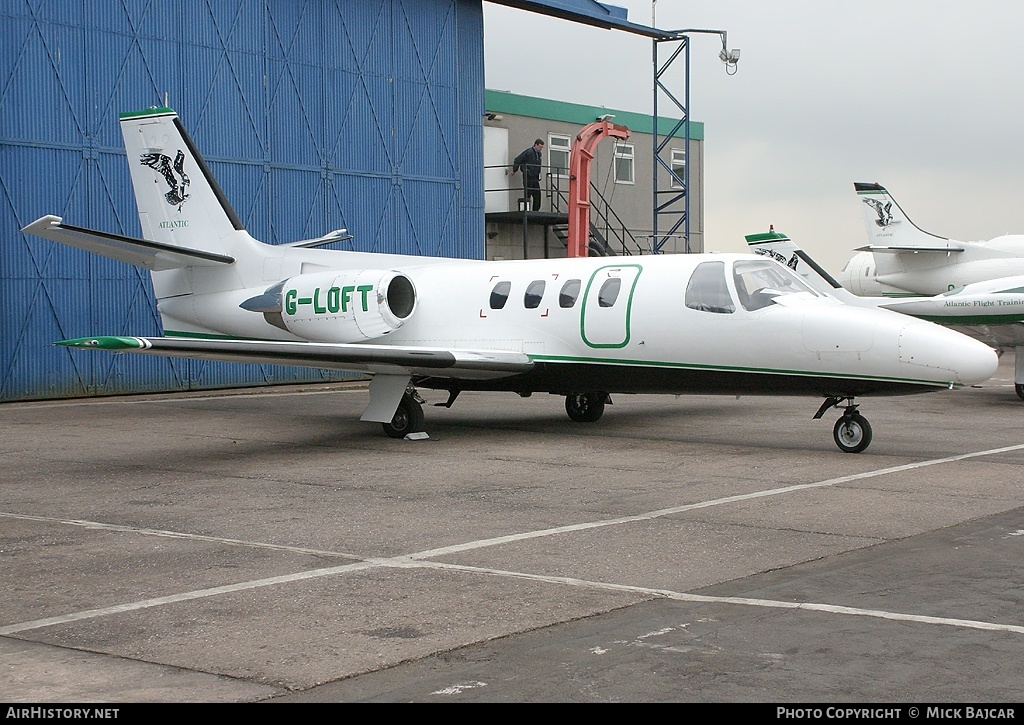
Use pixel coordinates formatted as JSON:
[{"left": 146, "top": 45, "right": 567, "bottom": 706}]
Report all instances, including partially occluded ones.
[{"left": 0, "top": 0, "right": 485, "bottom": 401}]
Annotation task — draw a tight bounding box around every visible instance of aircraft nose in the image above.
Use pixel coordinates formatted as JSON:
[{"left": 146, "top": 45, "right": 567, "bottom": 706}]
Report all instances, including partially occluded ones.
[{"left": 899, "top": 322, "right": 998, "bottom": 386}]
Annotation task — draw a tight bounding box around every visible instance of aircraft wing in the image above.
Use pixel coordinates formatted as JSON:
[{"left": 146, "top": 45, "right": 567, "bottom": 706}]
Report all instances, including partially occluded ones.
[
  {"left": 946, "top": 322, "right": 1024, "bottom": 350},
  {"left": 21, "top": 215, "right": 235, "bottom": 270},
  {"left": 56, "top": 336, "right": 533, "bottom": 380}
]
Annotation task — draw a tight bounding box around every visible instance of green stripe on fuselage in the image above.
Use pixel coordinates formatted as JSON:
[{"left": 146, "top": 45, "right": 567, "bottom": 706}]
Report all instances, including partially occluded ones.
[{"left": 911, "top": 313, "right": 1024, "bottom": 325}]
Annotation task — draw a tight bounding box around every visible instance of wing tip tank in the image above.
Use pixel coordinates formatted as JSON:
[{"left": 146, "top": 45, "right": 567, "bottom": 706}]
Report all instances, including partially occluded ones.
[{"left": 56, "top": 336, "right": 148, "bottom": 350}]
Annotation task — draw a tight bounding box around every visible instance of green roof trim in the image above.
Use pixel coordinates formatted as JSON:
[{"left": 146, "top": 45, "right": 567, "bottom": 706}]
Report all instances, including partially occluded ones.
[
  {"left": 119, "top": 107, "right": 175, "bottom": 119},
  {"left": 485, "top": 90, "right": 703, "bottom": 140}
]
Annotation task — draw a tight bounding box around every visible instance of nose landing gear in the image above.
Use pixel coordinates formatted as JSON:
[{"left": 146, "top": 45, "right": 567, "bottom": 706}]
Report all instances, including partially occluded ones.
[{"left": 815, "top": 396, "right": 873, "bottom": 454}]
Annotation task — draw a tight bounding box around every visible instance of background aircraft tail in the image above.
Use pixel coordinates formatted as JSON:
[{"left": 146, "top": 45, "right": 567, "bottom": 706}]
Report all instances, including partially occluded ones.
[
  {"left": 854, "top": 182, "right": 952, "bottom": 250},
  {"left": 744, "top": 229, "right": 849, "bottom": 296}
]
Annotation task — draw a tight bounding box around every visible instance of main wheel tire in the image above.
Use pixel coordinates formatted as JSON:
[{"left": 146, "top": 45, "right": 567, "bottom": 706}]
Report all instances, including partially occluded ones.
[
  {"left": 1016, "top": 383, "right": 1024, "bottom": 401},
  {"left": 565, "top": 392, "right": 606, "bottom": 423},
  {"left": 382, "top": 394, "right": 425, "bottom": 439},
  {"left": 833, "top": 412, "right": 872, "bottom": 454}
]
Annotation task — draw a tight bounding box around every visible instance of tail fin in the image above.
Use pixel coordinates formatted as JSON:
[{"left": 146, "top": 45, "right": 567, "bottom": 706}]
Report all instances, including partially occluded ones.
[
  {"left": 120, "top": 107, "right": 250, "bottom": 256},
  {"left": 745, "top": 229, "right": 843, "bottom": 291},
  {"left": 854, "top": 182, "right": 954, "bottom": 250},
  {"left": 745, "top": 229, "right": 863, "bottom": 302}
]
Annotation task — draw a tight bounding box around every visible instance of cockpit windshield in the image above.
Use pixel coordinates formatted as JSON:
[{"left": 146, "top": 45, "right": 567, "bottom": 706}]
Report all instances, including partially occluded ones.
[{"left": 732, "top": 259, "right": 819, "bottom": 312}]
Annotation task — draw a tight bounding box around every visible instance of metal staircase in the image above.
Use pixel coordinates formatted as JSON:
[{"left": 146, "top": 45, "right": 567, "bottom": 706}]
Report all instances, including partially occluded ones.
[{"left": 548, "top": 176, "right": 645, "bottom": 257}]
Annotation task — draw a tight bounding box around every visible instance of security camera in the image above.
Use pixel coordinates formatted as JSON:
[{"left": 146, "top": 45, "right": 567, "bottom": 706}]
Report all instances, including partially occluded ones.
[{"left": 596, "top": 113, "right": 615, "bottom": 122}]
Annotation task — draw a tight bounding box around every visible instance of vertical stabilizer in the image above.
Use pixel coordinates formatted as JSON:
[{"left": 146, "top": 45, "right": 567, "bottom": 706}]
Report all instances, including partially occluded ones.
[
  {"left": 745, "top": 230, "right": 853, "bottom": 299},
  {"left": 120, "top": 107, "right": 247, "bottom": 255},
  {"left": 119, "top": 108, "right": 272, "bottom": 328},
  {"left": 854, "top": 182, "right": 949, "bottom": 249}
]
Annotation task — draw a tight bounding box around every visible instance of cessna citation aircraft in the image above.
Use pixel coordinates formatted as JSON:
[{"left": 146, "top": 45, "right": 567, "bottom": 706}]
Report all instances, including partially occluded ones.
[
  {"left": 20, "top": 109, "right": 999, "bottom": 454},
  {"left": 747, "top": 229, "right": 1024, "bottom": 400}
]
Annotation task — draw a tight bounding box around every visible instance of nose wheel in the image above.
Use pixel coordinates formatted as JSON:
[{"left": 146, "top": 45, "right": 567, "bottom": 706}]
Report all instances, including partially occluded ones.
[
  {"left": 833, "top": 411, "right": 872, "bottom": 454},
  {"left": 815, "top": 396, "right": 873, "bottom": 454}
]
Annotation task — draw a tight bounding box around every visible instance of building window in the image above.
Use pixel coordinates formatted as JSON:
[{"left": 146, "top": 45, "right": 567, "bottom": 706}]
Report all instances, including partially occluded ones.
[
  {"left": 670, "top": 148, "right": 686, "bottom": 189},
  {"left": 548, "top": 134, "right": 570, "bottom": 178},
  {"left": 524, "top": 280, "right": 546, "bottom": 309},
  {"left": 490, "top": 281, "right": 511, "bottom": 309},
  {"left": 613, "top": 143, "right": 634, "bottom": 185}
]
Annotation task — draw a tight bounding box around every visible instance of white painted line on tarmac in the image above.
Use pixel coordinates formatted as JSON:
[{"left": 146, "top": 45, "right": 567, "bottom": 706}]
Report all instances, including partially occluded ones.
[
  {"left": 0, "top": 561, "right": 380, "bottom": 636},
  {"left": 0, "top": 512, "right": 365, "bottom": 559},
  {"left": 2, "top": 442, "right": 1023, "bottom": 637},
  {"left": 404, "top": 560, "right": 1024, "bottom": 636},
  {"left": 406, "top": 442, "right": 1024, "bottom": 560}
]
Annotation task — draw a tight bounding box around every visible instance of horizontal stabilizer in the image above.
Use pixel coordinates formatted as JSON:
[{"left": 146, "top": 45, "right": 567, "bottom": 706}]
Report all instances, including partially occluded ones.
[
  {"left": 281, "top": 229, "right": 353, "bottom": 248},
  {"left": 854, "top": 244, "right": 964, "bottom": 254},
  {"left": 21, "top": 215, "right": 234, "bottom": 270},
  {"left": 56, "top": 336, "right": 534, "bottom": 380}
]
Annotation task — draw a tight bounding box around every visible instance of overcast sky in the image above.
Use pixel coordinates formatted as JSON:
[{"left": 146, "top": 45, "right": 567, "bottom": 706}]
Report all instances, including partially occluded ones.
[{"left": 483, "top": 1, "right": 1024, "bottom": 272}]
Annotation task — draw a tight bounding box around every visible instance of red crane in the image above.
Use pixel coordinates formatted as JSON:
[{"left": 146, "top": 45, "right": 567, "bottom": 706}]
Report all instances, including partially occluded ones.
[{"left": 567, "top": 120, "right": 631, "bottom": 258}]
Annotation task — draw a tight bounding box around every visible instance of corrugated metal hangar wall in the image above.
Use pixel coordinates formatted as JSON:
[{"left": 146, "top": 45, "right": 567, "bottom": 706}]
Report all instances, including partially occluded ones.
[{"left": 0, "top": 0, "right": 485, "bottom": 401}]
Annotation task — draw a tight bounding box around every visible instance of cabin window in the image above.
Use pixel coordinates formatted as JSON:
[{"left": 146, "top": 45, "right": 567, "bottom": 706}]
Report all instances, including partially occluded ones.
[
  {"left": 732, "top": 259, "right": 819, "bottom": 312},
  {"left": 524, "top": 280, "right": 546, "bottom": 308},
  {"left": 559, "top": 279, "right": 581, "bottom": 308},
  {"left": 685, "top": 261, "right": 735, "bottom": 314},
  {"left": 598, "top": 277, "right": 622, "bottom": 307},
  {"left": 489, "top": 281, "right": 512, "bottom": 309}
]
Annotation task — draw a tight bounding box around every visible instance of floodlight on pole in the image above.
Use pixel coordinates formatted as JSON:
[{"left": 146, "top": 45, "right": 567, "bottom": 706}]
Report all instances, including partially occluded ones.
[{"left": 668, "top": 28, "right": 740, "bottom": 75}]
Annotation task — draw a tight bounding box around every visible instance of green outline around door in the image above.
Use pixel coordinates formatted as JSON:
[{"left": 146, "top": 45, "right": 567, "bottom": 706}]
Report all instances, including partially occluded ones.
[{"left": 580, "top": 264, "right": 643, "bottom": 348}]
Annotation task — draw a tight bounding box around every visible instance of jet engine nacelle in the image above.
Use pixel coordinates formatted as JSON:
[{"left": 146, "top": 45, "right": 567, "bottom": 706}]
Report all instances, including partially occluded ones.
[
  {"left": 838, "top": 252, "right": 907, "bottom": 297},
  {"left": 243, "top": 269, "right": 417, "bottom": 342}
]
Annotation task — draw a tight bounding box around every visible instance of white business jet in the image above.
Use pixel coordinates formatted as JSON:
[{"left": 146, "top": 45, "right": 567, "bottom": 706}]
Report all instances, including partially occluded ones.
[
  {"left": 841, "top": 181, "right": 1024, "bottom": 297},
  {"left": 20, "top": 110, "right": 999, "bottom": 453},
  {"left": 748, "top": 228, "right": 1024, "bottom": 400}
]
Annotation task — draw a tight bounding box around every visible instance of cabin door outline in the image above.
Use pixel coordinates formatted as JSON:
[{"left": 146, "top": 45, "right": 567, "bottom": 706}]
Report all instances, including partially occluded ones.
[{"left": 580, "top": 264, "right": 642, "bottom": 349}]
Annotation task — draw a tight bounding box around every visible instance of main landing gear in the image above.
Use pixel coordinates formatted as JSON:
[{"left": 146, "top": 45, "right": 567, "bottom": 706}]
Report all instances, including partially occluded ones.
[
  {"left": 565, "top": 392, "right": 611, "bottom": 423},
  {"left": 382, "top": 390, "right": 426, "bottom": 439},
  {"left": 815, "top": 396, "right": 873, "bottom": 454}
]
